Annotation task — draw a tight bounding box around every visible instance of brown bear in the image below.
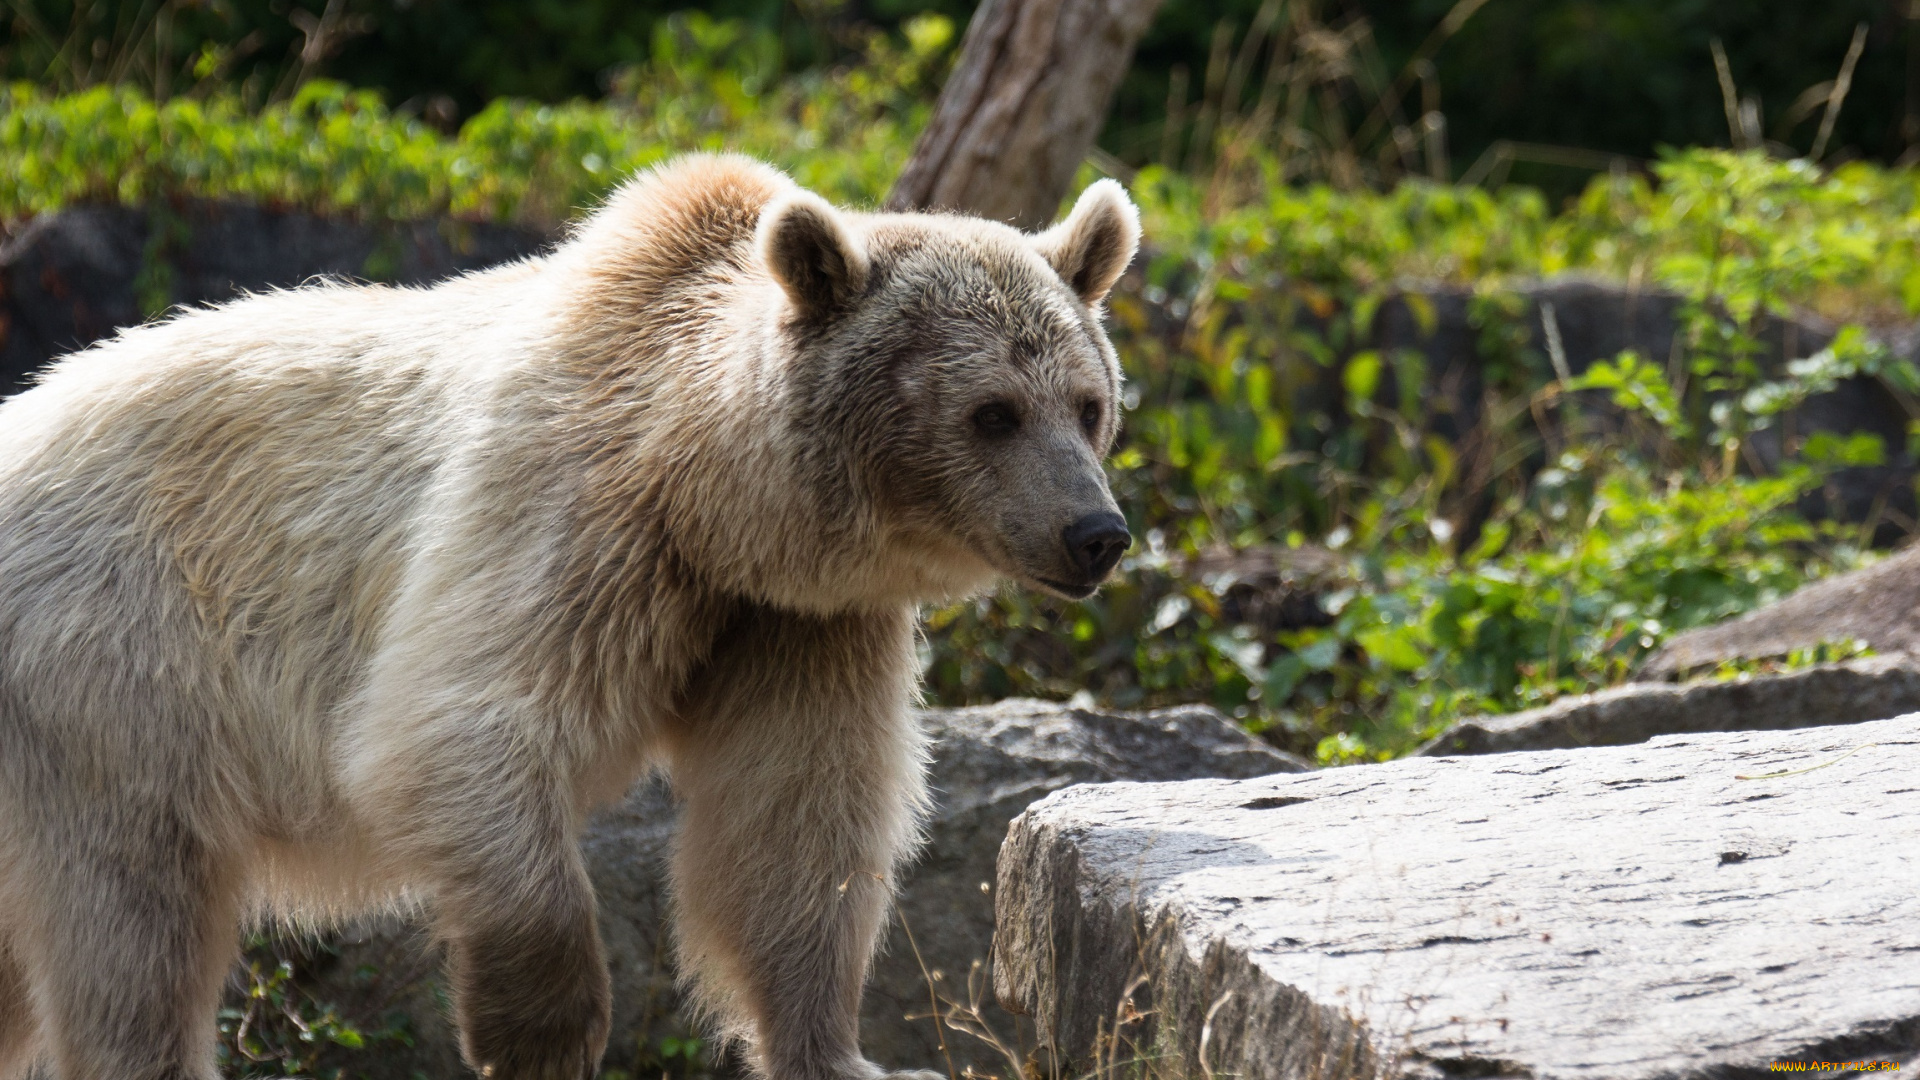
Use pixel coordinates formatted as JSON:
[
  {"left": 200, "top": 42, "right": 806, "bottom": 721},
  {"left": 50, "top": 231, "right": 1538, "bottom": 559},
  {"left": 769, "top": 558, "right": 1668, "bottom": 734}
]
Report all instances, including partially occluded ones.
[{"left": 0, "top": 154, "right": 1138, "bottom": 1080}]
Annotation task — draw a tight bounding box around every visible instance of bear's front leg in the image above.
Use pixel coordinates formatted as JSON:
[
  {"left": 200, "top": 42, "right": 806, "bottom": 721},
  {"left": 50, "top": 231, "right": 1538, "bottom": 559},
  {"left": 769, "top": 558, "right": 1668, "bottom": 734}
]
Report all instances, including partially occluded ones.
[
  {"left": 395, "top": 749, "right": 612, "bottom": 1080},
  {"left": 667, "top": 605, "right": 939, "bottom": 1080}
]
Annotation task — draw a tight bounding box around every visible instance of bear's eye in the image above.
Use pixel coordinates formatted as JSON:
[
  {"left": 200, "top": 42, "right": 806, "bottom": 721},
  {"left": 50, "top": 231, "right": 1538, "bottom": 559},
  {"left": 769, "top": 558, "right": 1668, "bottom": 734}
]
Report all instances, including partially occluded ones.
[
  {"left": 973, "top": 403, "right": 1020, "bottom": 438},
  {"left": 1080, "top": 401, "right": 1101, "bottom": 432}
]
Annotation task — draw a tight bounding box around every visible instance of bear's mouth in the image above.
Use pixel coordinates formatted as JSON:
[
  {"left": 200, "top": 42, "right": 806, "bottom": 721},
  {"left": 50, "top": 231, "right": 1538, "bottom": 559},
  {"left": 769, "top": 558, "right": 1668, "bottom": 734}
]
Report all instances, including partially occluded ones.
[{"left": 1033, "top": 576, "right": 1099, "bottom": 600}]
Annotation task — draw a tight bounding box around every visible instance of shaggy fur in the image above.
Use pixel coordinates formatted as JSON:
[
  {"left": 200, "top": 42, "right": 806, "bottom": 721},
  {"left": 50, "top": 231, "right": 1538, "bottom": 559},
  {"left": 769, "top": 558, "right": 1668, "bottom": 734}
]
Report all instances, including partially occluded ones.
[{"left": 0, "top": 155, "right": 1139, "bottom": 1080}]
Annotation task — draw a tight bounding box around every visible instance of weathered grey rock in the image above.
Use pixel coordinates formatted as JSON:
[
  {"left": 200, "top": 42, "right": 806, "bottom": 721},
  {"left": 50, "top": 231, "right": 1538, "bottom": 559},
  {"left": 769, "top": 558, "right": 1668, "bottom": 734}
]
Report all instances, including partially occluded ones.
[
  {"left": 995, "top": 715, "right": 1920, "bottom": 1080},
  {"left": 866, "top": 699, "right": 1307, "bottom": 1075},
  {"left": 1643, "top": 545, "right": 1920, "bottom": 679},
  {"left": 1419, "top": 654, "right": 1920, "bottom": 755},
  {"left": 247, "top": 699, "right": 1307, "bottom": 1078}
]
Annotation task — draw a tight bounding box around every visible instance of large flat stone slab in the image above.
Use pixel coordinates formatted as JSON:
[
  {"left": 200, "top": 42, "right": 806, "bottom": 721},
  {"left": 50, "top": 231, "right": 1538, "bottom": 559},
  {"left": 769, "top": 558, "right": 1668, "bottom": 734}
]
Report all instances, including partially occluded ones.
[
  {"left": 995, "top": 716, "right": 1920, "bottom": 1080},
  {"left": 1420, "top": 655, "right": 1920, "bottom": 755}
]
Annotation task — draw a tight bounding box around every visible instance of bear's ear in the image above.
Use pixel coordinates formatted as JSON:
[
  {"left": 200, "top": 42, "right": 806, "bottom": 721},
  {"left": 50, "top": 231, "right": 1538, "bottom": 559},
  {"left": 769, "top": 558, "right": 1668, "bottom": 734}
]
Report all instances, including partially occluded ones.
[
  {"left": 1031, "top": 179, "right": 1141, "bottom": 306},
  {"left": 758, "top": 191, "right": 869, "bottom": 321}
]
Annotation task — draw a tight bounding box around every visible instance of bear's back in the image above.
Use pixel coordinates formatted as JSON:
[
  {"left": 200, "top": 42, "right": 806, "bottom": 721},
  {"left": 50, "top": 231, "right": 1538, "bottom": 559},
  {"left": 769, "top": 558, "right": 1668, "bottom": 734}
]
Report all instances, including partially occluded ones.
[
  {"left": 0, "top": 274, "right": 529, "bottom": 738},
  {"left": 0, "top": 157, "right": 791, "bottom": 700}
]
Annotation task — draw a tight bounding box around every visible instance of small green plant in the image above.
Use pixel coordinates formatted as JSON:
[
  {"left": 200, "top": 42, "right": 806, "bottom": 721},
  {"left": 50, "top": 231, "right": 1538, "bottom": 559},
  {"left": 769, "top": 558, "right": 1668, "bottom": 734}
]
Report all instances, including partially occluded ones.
[
  {"left": 1692, "top": 637, "right": 1875, "bottom": 683},
  {"left": 216, "top": 934, "right": 409, "bottom": 1079},
  {"left": 601, "top": 1035, "right": 711, "bottom": 1080}
]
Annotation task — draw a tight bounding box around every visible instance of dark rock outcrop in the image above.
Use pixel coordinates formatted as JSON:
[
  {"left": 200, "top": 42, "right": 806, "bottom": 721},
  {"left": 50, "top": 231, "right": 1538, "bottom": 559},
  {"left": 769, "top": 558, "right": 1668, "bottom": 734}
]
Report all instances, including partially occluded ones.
[
  {"left": 1360, "top": 276, "right": 1917, "bottom": 530},
  {"left": 0, "top": 201, "right": 548, "bottom": 395},
  {"left": 1419, "top": 654, "right": 1920, "bottom": 755}
]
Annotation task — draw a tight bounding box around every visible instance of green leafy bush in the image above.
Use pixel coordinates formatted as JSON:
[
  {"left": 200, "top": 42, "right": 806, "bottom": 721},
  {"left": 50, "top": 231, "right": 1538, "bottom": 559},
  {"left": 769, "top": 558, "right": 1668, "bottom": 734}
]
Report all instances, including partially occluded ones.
[
  {"left": 926, "top": 150, "right": 1912, "bottom": 761},
  {"left": 2, "top": 51, "right": 1907, "bottom": 762},
  {"left": 0, "top": 12, "right": 950, "bottom": 227}
]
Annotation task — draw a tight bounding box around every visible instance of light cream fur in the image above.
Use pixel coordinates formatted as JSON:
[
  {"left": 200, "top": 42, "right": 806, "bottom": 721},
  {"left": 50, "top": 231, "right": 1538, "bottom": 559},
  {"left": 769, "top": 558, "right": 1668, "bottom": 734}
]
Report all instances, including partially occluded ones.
[{"left": 0, "top": 155, "right": 1139, "bottom": 1080}]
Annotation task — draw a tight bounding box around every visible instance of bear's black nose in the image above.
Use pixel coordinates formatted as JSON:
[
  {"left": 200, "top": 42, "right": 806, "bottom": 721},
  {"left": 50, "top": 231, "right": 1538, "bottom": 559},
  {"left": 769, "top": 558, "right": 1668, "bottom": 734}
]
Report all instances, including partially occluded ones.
[{"left": 1064, "top": 512, "right": 1132, "bottom": 580}]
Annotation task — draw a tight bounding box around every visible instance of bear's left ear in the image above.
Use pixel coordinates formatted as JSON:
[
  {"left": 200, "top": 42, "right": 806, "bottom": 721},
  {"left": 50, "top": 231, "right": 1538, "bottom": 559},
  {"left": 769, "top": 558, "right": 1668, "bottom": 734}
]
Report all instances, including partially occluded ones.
[
  {"left": 1031, "top": 179, "right": 1141, "bottom": 306},
  {"left": 759, "top": 191, "right": 870, "bottom": 321}
]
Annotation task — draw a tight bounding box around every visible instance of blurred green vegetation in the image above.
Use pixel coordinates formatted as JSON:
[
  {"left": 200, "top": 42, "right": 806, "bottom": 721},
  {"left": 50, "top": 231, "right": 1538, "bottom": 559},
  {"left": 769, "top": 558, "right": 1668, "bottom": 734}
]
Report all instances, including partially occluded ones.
[
  {"left": 0, "top": 0, "right": 878, "bottom": 113},
  {"left": 0, "top": 11, "right": 951, "bottom": 224},
  {"left": 9, "top": 0, "right": 1920, "bottom": 187},
  {"left": 1119, "top": 0, "right": 1920, "bottom": 188},
  {"left": 934, "top": 152, "right": 1920, "bottom": 763},
  {"left": 5, "top": 19, "right": 1918, "bottom": 769}
]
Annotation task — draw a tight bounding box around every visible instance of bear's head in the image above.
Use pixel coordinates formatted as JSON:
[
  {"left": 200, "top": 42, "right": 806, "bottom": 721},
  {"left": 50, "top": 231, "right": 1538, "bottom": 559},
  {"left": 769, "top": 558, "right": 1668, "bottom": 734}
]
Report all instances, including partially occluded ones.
[{"left": 758, "top": 181, "right": 1140, "bottom": 603}]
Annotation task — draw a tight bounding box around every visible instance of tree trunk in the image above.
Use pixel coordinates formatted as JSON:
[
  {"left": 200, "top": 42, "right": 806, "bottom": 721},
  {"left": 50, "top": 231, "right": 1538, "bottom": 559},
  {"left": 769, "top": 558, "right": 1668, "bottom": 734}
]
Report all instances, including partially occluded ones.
[{"left": 886, "top": 0, "right": 1165, "bottom": 229}]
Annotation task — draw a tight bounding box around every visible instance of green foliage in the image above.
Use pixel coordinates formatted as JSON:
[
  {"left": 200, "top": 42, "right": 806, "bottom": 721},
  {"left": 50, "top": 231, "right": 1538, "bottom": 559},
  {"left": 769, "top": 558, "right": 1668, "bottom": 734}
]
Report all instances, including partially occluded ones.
[
  {"left": 1569, "top": 351, "right": 1688, "bottom": 435},
  {"left": 922, "top": 452, "right": 1867, "bottom": 764},
  {"left": 1114, "top": 0, "right": 1917, "bottom": 193},
  {"left": 600, "top": 1035, "right": 713, "bottom": 1080},
  {"left": 607, "top": 10, "right": 949, "bottom": 206},
  {"left": 1698, "top": 637, "right": 1875, "bottom": 682},
  {"left": 217, "top": 935, "right": 409, "bottom": 1080},
  {"left": 926, "top": 148, "right": 1905, "bottom": 761},
  {"left": 0, "top": 12, "right": 950, "bottom": 228},
  {"left": 12, "top": 0, "right": 1914, "bottom": 185},
  {"left": 2, "top": 61, "right": 1906, "bottom": 762},
  {"left": 0, "top": 0, "right": 897, "bottom": 113},
  {"left": 1559, "top": 152, "right": 1920, "bottom": 322}
]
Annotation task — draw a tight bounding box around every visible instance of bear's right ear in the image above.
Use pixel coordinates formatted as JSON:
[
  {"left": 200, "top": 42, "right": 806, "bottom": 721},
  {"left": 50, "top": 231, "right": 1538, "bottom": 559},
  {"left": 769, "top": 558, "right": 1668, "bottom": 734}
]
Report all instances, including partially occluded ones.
[
  {"left": 1031, "top": 179, "right": 1141, "bottom": 306},
  {"left": 758, "top": 192, "right": 869, "bottom": 321}
]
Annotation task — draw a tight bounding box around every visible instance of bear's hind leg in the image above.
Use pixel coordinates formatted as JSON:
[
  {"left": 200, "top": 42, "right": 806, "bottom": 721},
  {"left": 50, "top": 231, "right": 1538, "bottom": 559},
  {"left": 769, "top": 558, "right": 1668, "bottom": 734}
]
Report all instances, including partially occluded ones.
[
  {"left": 15, "top": 807, "right": 240, "bottom": 1080},
  {"left": 668, "top": 606, "right": 937, "bottom": 1080}
]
